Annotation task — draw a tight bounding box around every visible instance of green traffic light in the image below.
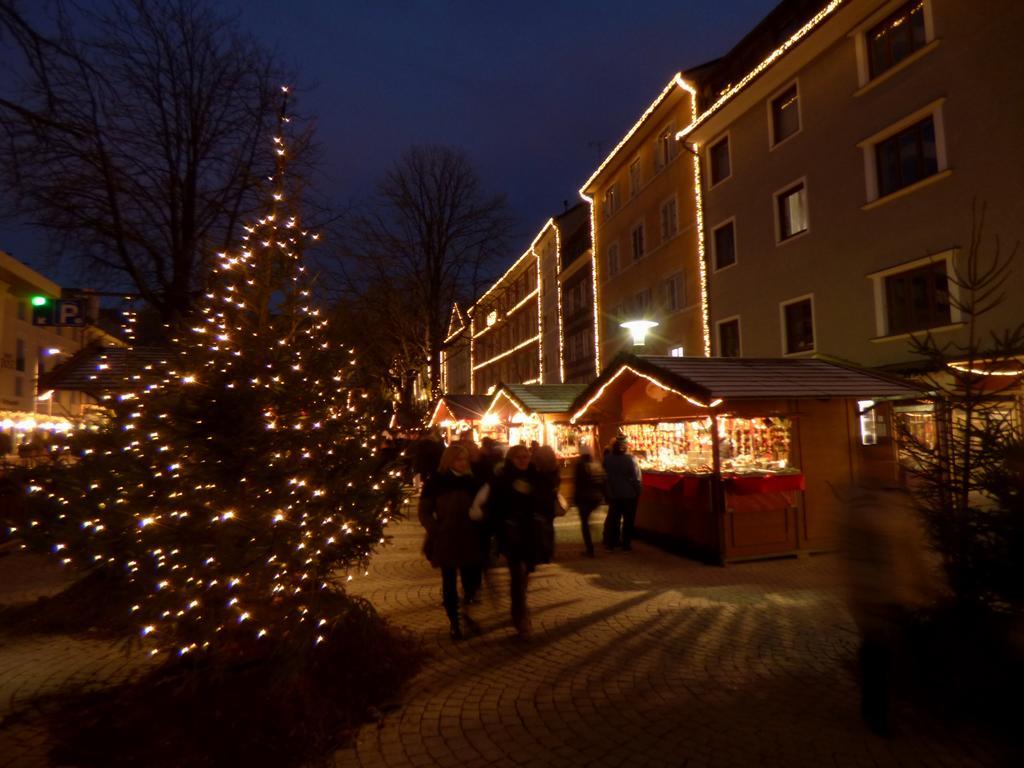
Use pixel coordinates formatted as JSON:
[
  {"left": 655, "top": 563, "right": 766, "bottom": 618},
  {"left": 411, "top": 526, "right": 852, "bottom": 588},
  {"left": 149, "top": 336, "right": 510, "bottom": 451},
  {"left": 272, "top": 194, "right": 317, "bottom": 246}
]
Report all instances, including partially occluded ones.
[{"left": 31, "top": 295, "right": 49, "bottom": 307}]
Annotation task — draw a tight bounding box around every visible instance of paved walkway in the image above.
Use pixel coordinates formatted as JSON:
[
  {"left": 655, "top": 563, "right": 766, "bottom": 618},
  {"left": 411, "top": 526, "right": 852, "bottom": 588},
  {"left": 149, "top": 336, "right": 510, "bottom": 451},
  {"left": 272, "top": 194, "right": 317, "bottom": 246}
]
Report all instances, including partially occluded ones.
[
  {"left": 0, "top": 509, "right": 1005, "bottom": 768},
  {"left": 336, "top": 508, "right": 1001, "bottom": 768}
]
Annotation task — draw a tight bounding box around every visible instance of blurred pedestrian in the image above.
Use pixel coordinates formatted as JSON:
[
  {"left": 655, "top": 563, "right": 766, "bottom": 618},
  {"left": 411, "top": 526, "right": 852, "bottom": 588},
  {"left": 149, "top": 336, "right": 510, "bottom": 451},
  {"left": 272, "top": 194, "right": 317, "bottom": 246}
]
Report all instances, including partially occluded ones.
[
  {"left": 457, "top": 430, "right": 481, "bottom": 464},
  {"left": 413, "top": 427, "right": 445, "bottom": 486},
  {"left": 841, "top": 483, "right": 944, "bottom": 735},
  {"left": 483, "top": 444, "right": 550, "bottom": 636},
  {"left": 418, "top": 444, "right": 484, "bottom": 640},
  {"left": 532, "top": 445, "right": 561, "bottom": 564},
  {"left": 603, "top": 435, "right": 642, "bottom": 550},
  {"left": 574, "top": 450, "right": 606, "bottom": 557}
]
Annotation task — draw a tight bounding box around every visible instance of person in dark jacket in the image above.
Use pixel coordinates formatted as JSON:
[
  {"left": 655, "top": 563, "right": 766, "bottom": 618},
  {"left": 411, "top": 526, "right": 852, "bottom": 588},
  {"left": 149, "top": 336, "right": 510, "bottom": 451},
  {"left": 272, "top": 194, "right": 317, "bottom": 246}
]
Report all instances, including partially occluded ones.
[
  {"left": 418, "top": 444, "right": 483, "bottom": 640},
  {"left": 574, "top": 451, "right": 606, "bottom": 557},
  {"left": 602, "top": 435, "right": 642, "bottom": 550},
  {"left": 482, "top": 444, "right": 551, "bottom": 636},
  {"left": 413, "top": 428, "right": 445, "bottom": 486}
]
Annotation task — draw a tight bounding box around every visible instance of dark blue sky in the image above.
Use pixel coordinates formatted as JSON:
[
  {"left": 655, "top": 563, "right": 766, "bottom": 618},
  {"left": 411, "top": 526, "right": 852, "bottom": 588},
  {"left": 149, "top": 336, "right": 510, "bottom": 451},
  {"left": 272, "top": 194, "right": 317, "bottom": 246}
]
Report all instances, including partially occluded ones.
[{"left": 1, "top": 0, "right": 778, "bottom": 281}]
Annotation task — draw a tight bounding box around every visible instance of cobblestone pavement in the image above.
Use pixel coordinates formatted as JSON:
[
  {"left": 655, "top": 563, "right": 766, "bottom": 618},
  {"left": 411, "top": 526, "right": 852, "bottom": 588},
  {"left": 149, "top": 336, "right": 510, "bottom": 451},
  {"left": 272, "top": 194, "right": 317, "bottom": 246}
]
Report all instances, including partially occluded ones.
[
  {"left": 0, "top": 509, "right": 1007, "bottom": 768},
  {"left": 335, "top": 507, "right": 1003, "bottom": 768},
  {"left": 0, "top": 549, "right": 153, "bottom": 768}
]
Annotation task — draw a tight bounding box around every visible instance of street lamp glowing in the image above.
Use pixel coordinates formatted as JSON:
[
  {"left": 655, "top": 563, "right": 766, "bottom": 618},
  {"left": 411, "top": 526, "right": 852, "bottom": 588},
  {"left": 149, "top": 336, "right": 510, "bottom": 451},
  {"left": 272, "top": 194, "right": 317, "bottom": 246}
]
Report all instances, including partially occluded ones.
[{"left": 621, "top": 319, "right": 658, "bottom": 346}]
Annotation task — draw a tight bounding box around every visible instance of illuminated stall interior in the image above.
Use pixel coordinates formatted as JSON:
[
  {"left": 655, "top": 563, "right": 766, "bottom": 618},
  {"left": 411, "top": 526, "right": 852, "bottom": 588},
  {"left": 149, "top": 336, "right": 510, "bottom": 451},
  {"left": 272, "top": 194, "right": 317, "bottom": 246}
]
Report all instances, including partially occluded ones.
[
  {"left": 427, "top": 394, "right": 491, "bottom": 442},
  {"left": 569, "top": 354, "right": 925, "bottom": 563},
  {"left": 484, "top": 383, "right": 592, "bottom": 458}
]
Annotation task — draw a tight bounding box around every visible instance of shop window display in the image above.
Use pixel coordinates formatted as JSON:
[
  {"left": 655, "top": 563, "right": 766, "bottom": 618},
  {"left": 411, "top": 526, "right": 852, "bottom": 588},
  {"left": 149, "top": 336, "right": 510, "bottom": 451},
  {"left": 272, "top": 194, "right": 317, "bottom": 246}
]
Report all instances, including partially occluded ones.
[{"left": 621, "top": 416, "right": 794, "bottom": 474}]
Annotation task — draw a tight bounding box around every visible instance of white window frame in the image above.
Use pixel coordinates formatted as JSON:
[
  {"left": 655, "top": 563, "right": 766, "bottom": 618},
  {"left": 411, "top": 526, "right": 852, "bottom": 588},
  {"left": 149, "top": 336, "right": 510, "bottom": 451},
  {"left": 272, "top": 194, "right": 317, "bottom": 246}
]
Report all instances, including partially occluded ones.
[
  {"left": 630, "top": 222, "right": 645, "bottom": 262},
  {"left": 706, "top": 132, "right": 732, "bottom": 188},
  {"left": 663, "top": 272, "right": 684, "bottom": 314},
  {"left": 773, "top": 177, "right": 810, "bottom": 245},
  {"left": 859, "top": 98, "right": 949, "bottom": 206},
  {"left": 716, "top": 315, "right": 742, "bottom": 358},
  {"left": 628, "top": 157, "right": 642, "bottom": 197},
  {"left": 779, "top": 293, "right": 817, "bottom": 356},
  {"left": 655, "top": 122, "right": 677, "bottom": 171},
  {"left": 867, "top": 248, "right": 962, "bottom": 339},
  {"left": 851, "top": 0, "right": 937, "bottom": 89},
  {"left": 669, "top": 345, "right": 685, "bottom": 358},
  {"left": 711, "top": 216, "right": 738, "bottom": 272},
  {"left": 604, "top": 184, "right": 620, "bottom": 218},
  {"left": 767, "top": 78, "right": 802, "bottom": 150},
  {"left": 606, "top": 241, "right": 620, "bottom": 278},
  {"left": 659, "top": 195, "right": 678, "bottom": 242}
]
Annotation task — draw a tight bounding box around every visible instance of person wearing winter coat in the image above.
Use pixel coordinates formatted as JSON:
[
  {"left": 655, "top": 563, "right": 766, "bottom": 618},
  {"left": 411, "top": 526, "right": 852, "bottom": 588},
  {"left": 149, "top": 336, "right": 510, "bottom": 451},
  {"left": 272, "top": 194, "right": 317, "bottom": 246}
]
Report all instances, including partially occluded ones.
[
  {"left": 478, "top": 444, "right": 552, "bottom": 636},
  {"left": 573, "top": 451, "right": 606, "bottom": 557},
  {"left": 602, "top": 435, "right": 642, "bottom": 550},
  {"left": 413, "top": 428, "right": 445, "bottom": 486},
  {"left": 418, "top": 444, "right": 484, "bottom": 640}
]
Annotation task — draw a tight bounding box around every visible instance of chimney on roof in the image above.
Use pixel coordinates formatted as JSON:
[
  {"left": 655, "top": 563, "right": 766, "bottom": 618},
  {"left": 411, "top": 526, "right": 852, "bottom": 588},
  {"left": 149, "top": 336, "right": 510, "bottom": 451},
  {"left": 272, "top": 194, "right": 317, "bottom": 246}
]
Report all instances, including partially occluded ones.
[{"left": 562, "top": 200, "right": 568, "bottom": 212}]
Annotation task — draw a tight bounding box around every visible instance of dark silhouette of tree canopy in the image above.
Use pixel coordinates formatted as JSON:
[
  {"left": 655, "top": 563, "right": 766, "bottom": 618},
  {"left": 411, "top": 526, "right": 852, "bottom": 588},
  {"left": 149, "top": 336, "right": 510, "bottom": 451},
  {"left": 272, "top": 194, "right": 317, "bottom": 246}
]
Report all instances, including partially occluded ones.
[
  {"left": 340, "top": 144, "right": 512, "bottom": 400},
  {"left": 0, "top": 0, "right": 299, "bottom": 334}
]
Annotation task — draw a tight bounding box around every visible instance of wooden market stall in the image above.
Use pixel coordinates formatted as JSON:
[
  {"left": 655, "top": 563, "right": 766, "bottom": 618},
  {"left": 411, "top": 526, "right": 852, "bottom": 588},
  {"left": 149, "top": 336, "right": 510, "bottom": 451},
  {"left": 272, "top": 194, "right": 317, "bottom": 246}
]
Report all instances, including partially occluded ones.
[
  {"left": 426, "top": 394, "right": 492, "bottom": 442},
  {"left": 484, "top": 383, "right": 592, "bottom": 457},
  {"left": 484, "top": 383, "right": 593, "bottom": 498},
  {"left": 568, "top": 354, "right": 926, "bottom": 563}
]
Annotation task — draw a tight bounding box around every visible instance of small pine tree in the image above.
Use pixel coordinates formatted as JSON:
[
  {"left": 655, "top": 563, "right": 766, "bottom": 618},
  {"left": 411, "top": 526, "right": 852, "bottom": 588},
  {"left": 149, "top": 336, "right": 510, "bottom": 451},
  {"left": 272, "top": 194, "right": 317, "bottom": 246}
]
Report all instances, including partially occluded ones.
[
  {"left": 897, "top": 204, "right": 1024, "bottom": 613},
  {"left": 8, "top": 87, "right": 403, "bottom": 660}
]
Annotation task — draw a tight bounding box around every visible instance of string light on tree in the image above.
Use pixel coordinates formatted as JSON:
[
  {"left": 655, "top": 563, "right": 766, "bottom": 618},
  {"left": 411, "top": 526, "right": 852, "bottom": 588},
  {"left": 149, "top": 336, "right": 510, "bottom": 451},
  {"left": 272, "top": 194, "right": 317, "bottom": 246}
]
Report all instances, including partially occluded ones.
[{"left": 8, "top": 85, "right": 403, "bottom": 662}]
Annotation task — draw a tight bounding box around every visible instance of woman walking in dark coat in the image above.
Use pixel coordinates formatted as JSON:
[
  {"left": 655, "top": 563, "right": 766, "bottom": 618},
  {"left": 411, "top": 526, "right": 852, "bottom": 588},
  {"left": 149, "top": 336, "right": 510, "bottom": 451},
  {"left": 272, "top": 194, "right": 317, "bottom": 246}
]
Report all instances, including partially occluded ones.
[
  {"left": 418, "top": 444, "right": 483, "bottom": 640},
  {"left": 484, "top": 444, "right": 553, "bottom": 636},
  {"left": 573, "top": 451, "right": 606, "bottom": 557}
]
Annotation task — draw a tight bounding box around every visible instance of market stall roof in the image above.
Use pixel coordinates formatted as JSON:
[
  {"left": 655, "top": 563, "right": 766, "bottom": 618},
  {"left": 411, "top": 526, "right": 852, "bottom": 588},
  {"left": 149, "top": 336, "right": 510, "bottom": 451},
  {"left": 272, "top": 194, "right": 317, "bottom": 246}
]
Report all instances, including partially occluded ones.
[
  {"left": 570, "top": 354, "right": 927, "bottom": 422},
  {"left": 38, "top": 344, "right": 173, "bottom": 395},
  {"left": 428, "top": 394, "right": 491, "bottom": 426},
  {"left": 490, "top": 383, "right": 588, "bottom": 417}
]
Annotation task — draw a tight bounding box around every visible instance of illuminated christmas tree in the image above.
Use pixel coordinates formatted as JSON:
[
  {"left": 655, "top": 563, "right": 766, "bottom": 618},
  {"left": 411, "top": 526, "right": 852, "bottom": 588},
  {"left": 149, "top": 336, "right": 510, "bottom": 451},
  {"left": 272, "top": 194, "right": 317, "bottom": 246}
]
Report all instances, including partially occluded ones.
[{"left": 10, "top": 87, "right": 403, "bottom": 662}]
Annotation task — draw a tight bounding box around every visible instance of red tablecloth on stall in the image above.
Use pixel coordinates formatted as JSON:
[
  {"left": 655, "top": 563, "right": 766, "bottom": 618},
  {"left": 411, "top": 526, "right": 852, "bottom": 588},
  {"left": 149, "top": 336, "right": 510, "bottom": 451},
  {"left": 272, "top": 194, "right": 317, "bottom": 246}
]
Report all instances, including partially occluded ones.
[
  {"left": 724, "top": 473, "right": 805, "bottom": 495},
  {"left": 642, "top": 472, "right": 683, "bottom": 492}
]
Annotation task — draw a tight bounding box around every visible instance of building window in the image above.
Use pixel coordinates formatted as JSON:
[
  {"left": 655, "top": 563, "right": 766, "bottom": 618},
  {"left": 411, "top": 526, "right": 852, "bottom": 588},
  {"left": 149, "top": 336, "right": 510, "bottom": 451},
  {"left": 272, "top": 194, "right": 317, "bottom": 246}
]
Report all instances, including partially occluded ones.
[
  {"left": 712, "top": 220, "right": 736, "bottom": 270},
  {"left": 604, "top": 184, "right": 619, "bottom": 218},
  {"left": 708, "top": 136, "right": 730, "bottom": 186},
  {"left": 885, "top": 261, "right": 950, "bottom": 335},
  {"left": 717, "top": 318, "right": 740, "bottom": 358},
  {"left": 655, "top": 125, "right": 676, "bottom": 170},
  {"left": 15, "top": 339, "right": 26, "bottom": 372},
  {"left": 770, "top": 82, "right": 800, "bottom": 146},
  {"left": 633, "top": 288, "right": 652, "bottom": 316},
  {"left": 606, "top": 304, "right": 624, "bottom": 337},
  {"left": 782, "top": 297, "right": 815, "bottom": 354},
  {"left": 660, "top": 198, "right": 678, "bottom": 242},
  {"left": 629, "top": 158, "right": 641, "bottom": 197},
  {"left": 606, "top": 242, "right": 620, "bottom": 277},
  {"left": 631, "top": 223, "right": 645, "bottom": 262},
  {"left": 868, "top": 1, "right": 927, "bottom": 80},
  {"left": 875, "top": 116, "right": 937, "bottom": 198},
  {"left": 776, "top": 182, "right": 808, "bottom": 241},
  {"left": 669, "top": 346, "right": 685, "bottom": 357},
  {"left": 17, "top": 300, "right": 26, "bottom": 322},
  {"left": 663, "top": 272, "right": 683, "bottom": 312}
]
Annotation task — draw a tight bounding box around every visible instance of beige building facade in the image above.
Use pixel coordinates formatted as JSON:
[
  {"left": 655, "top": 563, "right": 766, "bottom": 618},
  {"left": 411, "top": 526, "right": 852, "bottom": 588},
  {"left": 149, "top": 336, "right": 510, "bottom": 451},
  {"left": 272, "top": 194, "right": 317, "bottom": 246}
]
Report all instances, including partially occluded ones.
[
  {"left": 555, "top": 204, "right": 596, "bottom": 384},
  {"left": 0, "top": 250, "right": 115, "bottom": 448},
  {"left": 582, "top": 75, "right": 708, "bottom": 369},
  {"left": 683, "top": 0, "right": 1024, "bottom": 370},
  {"left": 442, "top": 208, "right": 599, "bottom": 395}
]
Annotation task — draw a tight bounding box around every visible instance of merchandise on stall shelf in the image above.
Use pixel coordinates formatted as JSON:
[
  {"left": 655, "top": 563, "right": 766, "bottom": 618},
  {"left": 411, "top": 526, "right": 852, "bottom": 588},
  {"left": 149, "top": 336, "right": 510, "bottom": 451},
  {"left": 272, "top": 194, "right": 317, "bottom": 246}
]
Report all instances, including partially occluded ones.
[
  {"left": 549, "top": 423, "right": 595, "bottom": 459},
  {"left": 621, "top": 416, "right": 794, "bottom": 474}
]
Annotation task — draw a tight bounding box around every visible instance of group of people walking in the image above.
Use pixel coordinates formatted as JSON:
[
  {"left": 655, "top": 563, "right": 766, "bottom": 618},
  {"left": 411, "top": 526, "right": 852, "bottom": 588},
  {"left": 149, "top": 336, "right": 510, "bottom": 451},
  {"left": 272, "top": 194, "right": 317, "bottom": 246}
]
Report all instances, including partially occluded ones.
[{"left": 414, "top": 429, "right": 642, "bottom": 640}]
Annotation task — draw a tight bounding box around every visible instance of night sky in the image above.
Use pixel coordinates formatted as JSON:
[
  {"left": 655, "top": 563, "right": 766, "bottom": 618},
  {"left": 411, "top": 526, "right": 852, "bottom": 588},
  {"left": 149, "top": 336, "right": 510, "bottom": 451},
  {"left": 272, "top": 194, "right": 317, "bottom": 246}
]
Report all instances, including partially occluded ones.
[{"left": 0, "top": 0, "right": 779, "bottom": 285}]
